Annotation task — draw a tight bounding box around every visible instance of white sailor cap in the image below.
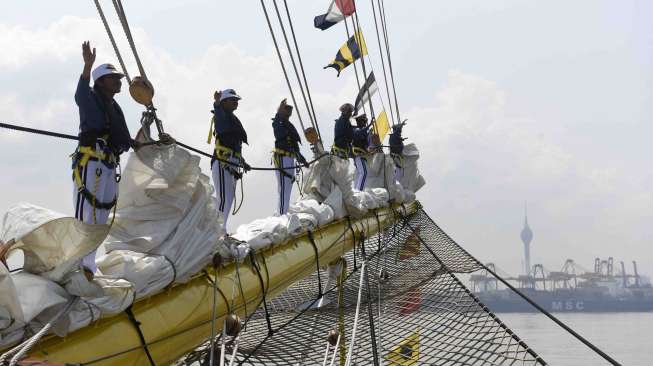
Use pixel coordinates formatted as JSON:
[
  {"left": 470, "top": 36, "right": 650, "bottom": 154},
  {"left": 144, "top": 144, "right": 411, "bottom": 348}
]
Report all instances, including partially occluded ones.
[
  {"left": 220, "top": 89, "right": 242, "bottom": 102},
  {"left": 92, "top": 63, "right": 125, "bottom": 82}
]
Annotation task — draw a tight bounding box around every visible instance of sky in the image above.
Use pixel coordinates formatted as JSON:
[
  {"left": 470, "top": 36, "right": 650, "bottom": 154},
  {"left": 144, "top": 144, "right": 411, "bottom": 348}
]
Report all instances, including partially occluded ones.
[{"left": 1, "top": 0, "right": 652, "bottom": 278}]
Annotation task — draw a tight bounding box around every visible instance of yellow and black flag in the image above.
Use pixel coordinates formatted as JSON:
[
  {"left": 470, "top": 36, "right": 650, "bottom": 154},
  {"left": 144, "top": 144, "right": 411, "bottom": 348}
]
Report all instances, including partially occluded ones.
[{"left": 324, "top": 30, "right": 367, "bottom": 76}]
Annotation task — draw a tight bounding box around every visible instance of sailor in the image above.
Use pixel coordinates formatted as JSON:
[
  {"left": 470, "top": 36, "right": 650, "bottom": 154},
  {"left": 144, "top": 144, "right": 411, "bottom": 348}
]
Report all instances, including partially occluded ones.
[
  {"left": 272, "top": 99, "right": 307, "bottom": 215},
  {"left": 389, "top": 121, "right": 407, "bottom": 181},
  {"left": 331, "top": 103, "right": 355, "bottom": 159},
  {"left": 351, "top": 113, "right": 373, "bottom": 190},
  {"left": 208, "top": 89, "right": 250, "bottom": 232},
  {"left": 73, "top": 41, "right": 170, "bottom": 275}
]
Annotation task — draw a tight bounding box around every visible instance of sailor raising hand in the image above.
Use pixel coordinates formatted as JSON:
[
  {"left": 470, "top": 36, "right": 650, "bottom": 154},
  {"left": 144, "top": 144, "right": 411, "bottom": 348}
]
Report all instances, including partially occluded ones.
[
  {"left": 272, "top": 99, "right": 307, "bottom": 215},
  {"left": 389, "top": 121, "right": 407, "bottom": 181},
  {"left": 72, "top": 41, "right": 137, "bottom": 275},
  {"left": 208, "top": 89, "right": 249, "bottom": 232}
]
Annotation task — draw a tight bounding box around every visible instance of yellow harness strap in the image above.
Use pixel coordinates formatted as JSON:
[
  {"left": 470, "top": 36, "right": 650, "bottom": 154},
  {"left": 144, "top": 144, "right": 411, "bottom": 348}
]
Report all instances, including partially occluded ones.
[
  {"left": 330, "top": 145, "right": 350, "bottom": 159},
  {"left": 72, "top": 144, "right": 118, "bottom": 220},
  {"left": 209, "top": 116, "right": 241, "bottom": 160},
  {"left": 207, "top": 116, "right": 215, "bottom": 144},
  {"left": 352, "top": 147, "right": 368, "bottom": 157},
  {"left": 73, "top": 146, "right": 111, "bottom": 190},
  {"left": 272, "top": 148, "right": 295, "bottom": 158}
]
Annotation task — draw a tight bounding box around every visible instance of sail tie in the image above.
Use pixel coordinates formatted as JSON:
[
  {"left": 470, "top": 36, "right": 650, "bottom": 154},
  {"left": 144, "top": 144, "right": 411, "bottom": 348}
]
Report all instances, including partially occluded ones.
[{"left": 307, "top": 230, "right": 324, "bottom": 297}]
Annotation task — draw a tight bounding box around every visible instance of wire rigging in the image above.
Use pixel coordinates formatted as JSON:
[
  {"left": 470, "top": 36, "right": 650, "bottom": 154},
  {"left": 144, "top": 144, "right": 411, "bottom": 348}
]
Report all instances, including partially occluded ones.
[
  {"left": 377, "top": 0, "right": 401, "bottom": 123},
  {"left": 270, "top": 0, "right": 318, "bottom": 139},
  {"left": 258, "top": 0, "right": 307, "bottom": 134},
  {"left": 368, "top": 0, "right": 396, "bottom": 126},
  {"left": 111, "top": 0, "right": 147, "bottom": 80},
  {"left": 92, "top": 0, "right": 131, "bottom": 83},
  {"left": 343, "top": 16, "right": 367, "bottom": 117},
  {"left": 281, "top": 0, "right": 322, "bottom": 141},
  {"left": 352, "top": 12, "right": 375, "bottom": 120}
]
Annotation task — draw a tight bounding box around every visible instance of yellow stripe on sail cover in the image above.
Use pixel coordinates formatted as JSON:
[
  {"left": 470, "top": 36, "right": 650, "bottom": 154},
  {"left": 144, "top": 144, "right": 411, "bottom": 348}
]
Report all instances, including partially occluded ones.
[
  {"left": 385, "top": 330, "right": 420, "bottom": 365},
  {"left": 375, "top": 110, "right": 390, "bottom": 142}
]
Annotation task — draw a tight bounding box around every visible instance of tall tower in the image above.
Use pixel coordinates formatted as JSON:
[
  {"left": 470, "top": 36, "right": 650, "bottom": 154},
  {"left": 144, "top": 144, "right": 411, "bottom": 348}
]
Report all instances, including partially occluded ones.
[{"left": 520, "top": 203, "right": 533, "bottom": 276}]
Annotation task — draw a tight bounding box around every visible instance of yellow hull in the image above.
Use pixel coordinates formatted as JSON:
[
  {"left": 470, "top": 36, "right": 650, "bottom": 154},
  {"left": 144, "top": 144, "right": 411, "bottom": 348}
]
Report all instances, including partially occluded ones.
[{"left": 18, "top": 202, "right": 418, "bottom": 365}]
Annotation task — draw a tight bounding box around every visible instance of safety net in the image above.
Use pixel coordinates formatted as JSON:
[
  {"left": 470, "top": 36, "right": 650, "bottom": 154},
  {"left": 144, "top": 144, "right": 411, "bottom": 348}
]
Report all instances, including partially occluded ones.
[{"left": 176, "top": 208, "right": 546, "bottom": 365}]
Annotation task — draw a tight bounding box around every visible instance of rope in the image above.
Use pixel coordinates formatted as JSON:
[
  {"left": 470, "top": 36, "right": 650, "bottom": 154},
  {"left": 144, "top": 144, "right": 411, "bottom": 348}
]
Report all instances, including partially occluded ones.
[
  {"left": 124, "top": 305, "right": 156, "bottom": 366},
  {"left": 327, "top": 334, "right": 341, "bottom": 366},
  {"left": 359, "top": 237, "right": 380, "bottom": 366},
  {"left": 369, "top": 0, "right": 396, "bottom": 126},
  {"left": 402, "top": 215, "right": 619, "bottom": 366},
  {"left": 0, "top": 121, "right": 328, "bottom": 171},
  {"left": 343, "top": 18, "right": 366, "bottom": 116},
  {"left": 482, "top": 264, "right": 621, "bottom": 365},
  {"left": 0, "top": 122, "right": 77, "bottom": 140},
  {"left": 344, "top": 261, "right": 366, "bottom": 366},
  {"left": 209, "top": 267, "right": 220, "bottom": 366},
  {"left": 307, "top": 231, "right": 324, "bottom": 297},
  {"left": 231, "top": 175, "right": 244, "bottom": 216},
  {"left": 352, "top": 12, "right": 375, "bottom": 119},
  {"left": 258, "top": 0, "right": 307, "bottom": 133},
  {"left": 111, "top": 0, "right": 147, "bottom": 80},
  {"left": 271, "top": 0, "right": 317, "bottom": 135},
  {"left": 91, "top": 0, "right": 131, "bottom": 83},
  {"left": 1, "top": 297, "right": 78, "bottom": 366},
  {"left": 378, "top": 0, "right": 401, "bottom": 123},
  {"left": 281, "top": 0, "right": 322, "bottom": 141},
  {"left": 249, "top": 253, "right": 273, "bottom": 336}
]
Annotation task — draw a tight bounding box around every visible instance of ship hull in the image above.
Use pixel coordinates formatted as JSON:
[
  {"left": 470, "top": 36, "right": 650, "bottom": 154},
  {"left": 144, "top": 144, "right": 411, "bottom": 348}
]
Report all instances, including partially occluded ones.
[{"left": 476, "top": 289, "right": 653, "bottom": 313}]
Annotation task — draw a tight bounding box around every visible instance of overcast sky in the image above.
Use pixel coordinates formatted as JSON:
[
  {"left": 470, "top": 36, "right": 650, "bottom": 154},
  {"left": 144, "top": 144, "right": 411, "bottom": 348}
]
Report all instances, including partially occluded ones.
[{"left": 1, "top": 0, "right": 652, "bottom": 277}]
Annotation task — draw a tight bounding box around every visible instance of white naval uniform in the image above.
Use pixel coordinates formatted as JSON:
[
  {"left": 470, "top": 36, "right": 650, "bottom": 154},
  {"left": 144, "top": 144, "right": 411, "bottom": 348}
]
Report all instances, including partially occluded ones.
[
  {"left": 212, "top": 156, "right": 240, "bottom": 231},
  {"left": 72, "top": 158, "right": 118, "bottom": 273},
  {"left": 353, "top": 156, "right": 368, "bottom": 191},
  {"left": 275, "top": 155, "right": 296, "bottom": 215}
]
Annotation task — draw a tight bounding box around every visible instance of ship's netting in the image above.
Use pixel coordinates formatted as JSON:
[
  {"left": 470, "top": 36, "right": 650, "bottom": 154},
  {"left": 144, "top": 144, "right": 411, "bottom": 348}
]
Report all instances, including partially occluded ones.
[{"left": 179, "top": 208, "right": 546, "bottom": 365}]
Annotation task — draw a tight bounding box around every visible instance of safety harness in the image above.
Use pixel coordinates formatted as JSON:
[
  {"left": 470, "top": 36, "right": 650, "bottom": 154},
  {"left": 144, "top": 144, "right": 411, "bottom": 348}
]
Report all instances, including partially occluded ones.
[
  {"left": 351, "top": 146, "right": 369, "bottom": 157},
  {"left": 330, "top": 145, "right": 350, "bottom": 160},
  {"left": 71, "top": 141, "right": 119, "bottom": 223},
  {"left": 72, "top": 99, "right": 121, "bottom": 223},
  {"left": 272, "top": 147, "right": 302, "bottom": 182},
  {"left": 207, "top": 116, "right": 244, "bottom": 180}
]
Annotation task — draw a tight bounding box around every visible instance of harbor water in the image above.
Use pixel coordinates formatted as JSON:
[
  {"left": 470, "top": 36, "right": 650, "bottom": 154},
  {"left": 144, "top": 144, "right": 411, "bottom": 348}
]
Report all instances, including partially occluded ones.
[{"left": 498, "top": 312, "right": 652, "bottom": 365}]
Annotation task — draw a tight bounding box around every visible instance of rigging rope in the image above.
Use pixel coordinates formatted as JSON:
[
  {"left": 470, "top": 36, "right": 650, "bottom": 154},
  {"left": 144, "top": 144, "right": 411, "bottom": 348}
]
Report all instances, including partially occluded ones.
[
  {"left": 258, "top": 0, "right": 307, "bottom": 134},
  {"left": 352, "top": 12, "right": 375, "bottom": 120},
  {"left": 377, "top": 0, "right": 401, "bottom": 123},
  {"left": 344, "top": 261, "right": 366, "bottom": 366},
  {"left": 481, "top": 264, "right": 622, "bottom": 365},
  {"left": 0, "top": 121, "right": 328, "bottom": 171},
  {"left": 92, "top": 0, "right": 131, "bottom": 83},
  {"left": 343, "top": 17, "right": 366, "bottom": 117},
  {"left": 369, "top": 0, "right": 396, "bottom": 126},
  {"left": 280, "top": 0, "right": 322, "bottom": 141},
  {"left": 111, "top": 0, "right": 147, "bottom": 80},
  {"left": 270, "top": 0, "right": 318, "bottom": 137},
  {"left": 0, "top": 298, "right": 78, "bottom": 366}
]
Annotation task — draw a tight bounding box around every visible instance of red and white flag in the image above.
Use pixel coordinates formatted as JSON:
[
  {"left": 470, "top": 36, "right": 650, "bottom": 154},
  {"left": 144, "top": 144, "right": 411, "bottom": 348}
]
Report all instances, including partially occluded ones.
[{"left": 314, "top": 0, "right": 356, "bottom": 30}]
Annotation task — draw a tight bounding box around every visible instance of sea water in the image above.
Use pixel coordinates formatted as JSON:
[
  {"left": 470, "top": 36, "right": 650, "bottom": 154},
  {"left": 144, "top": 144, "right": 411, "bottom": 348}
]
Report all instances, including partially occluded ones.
[{"left": 498, "top": 312, "right": 652, "bottom": 365}]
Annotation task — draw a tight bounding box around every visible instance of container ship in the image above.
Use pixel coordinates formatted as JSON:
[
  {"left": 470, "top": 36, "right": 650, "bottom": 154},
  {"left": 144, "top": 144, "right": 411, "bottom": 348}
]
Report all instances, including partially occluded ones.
[{"left": 472, "top": 209, "right": 653, "bottom": 312}]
